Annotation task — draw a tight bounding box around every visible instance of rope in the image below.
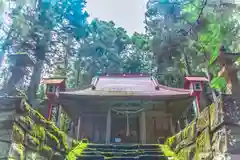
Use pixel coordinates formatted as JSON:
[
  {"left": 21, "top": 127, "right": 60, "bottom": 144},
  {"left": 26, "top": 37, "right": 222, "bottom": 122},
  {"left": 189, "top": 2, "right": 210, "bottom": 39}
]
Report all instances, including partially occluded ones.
[
  {"left": 111, "top": 107, "right": 144, "bottom": 114},
  {"left": 111, "top": 106, "right": 144, "bottom": 136}
]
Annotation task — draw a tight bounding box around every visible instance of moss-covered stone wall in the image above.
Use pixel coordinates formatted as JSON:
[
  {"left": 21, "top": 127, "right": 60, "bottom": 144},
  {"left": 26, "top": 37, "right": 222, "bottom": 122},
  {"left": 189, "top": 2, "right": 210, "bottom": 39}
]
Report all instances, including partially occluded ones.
[
  {"left": 165, "top": 94, "right": 240, "bottom": 160},
  {"left": 0, "top": 97, "right": 78, "bottom": 160}
]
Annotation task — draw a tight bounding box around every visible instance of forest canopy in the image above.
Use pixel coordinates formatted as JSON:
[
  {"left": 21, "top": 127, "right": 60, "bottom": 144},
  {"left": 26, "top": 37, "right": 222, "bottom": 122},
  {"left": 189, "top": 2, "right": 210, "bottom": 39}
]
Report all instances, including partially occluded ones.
[{"left": 0, "top": 0, "right": 240, "bottom": 104}]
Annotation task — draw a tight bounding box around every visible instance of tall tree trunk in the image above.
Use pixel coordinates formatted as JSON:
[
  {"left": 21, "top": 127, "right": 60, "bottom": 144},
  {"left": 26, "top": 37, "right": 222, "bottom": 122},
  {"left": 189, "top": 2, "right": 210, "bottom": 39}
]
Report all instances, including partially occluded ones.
[
  {"left": 76, "top": 66, "right": 80, "bottom": 88},
  {"left": 182, "top": 50, "right": 192, "bottom": 76},
  {"left": 64, "top": 36, "right": 72, "bottom": 77},
  {"left": 204, "top": 67, "right": 217, "bottom": 102},
  {"left": 27, "top": 60, "right": 44, "bottom": 107}
]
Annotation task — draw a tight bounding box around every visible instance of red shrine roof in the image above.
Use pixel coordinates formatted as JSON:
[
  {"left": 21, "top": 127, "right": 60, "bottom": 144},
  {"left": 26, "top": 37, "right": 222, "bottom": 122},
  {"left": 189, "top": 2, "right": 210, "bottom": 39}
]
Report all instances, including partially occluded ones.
[
  {"left": 42, "top": 78, "right": 65, "bottom": 84},
  {"left": 184, "top": 76, "right": 208, "bottom": 82},
  {"left": 60, "top": 74, "right": 191, "bottom": 100}
]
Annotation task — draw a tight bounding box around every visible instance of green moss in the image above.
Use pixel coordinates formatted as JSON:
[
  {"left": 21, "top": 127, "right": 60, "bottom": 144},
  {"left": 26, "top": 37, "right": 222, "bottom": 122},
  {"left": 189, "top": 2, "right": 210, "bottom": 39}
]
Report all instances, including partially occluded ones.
[
  {"left": 160, "top": 145, "right": 179, "bottom": 160},
  {"left": 35, "top": 125, "right": 46, "bottom": 140},
  {"left": 66, "top": 140, "right": 88, "bottom": 160},
  {"left": 26, "top": 134, "right": 40, "bottom": 150},
  {"left": 165, "top": 135, "right": 176, "bottom": 148},
  {"left": 18, "top": 116, "right": 35, "bottom": 135},
  {"left": 59, "top": 131, "right": 69, "bottom": 151},
  {"left": 209, "top": 103, "right": 215, "bottom": 128},
  {"left": 46, "top": 131, "right": 60, "bottom": 149},
  {"left": 12, "top": 124, "right": 25, "bottom": 143},
  {"left": 21, "top": 99, "right": 70, "bottom": 152},
  {"left": 72, "top": 139, "right": 78, "bottom": 148},
  {"left": 41, "top": 145, "right": 53, "bottom": 158},
  {"left": 10, "top": 143, "right": 24, "bottom": 160},
  {"left": 182, "top": 121, "right": 196, "bottom": 144}
]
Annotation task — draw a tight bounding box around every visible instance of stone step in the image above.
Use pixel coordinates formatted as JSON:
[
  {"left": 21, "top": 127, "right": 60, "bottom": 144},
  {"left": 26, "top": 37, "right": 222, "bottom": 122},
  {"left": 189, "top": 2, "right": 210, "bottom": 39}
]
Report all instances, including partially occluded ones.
[
  {"left": 81, "top": 151, "right": 164, "bottom": 156},
  {"left": 84, "top": 148, "right": 161, "bottom": 152},
  {"left": 108, "top": 157, "right": 137, "bottom": 160},
  {"left": 82, "top": 151, "right": 137, "bottom": 157},
  {"left": 138, "top": 155, "right": 168, "bottom": 160},
  {"left": 138, "top": 144, "right": 160, "bottom": 150},
  {"left": 77, "top": 155, "right": 105, "bottom": 160},
  {"left": 81, "top": 152, "right": 164, "bottom": 157},
  {"left": 87, "top": 144, "right": 160, "bottom": 150},
  {"left": 87, "top": 144, "right": 138, "bottom": 150},
  {"left": 77, "top": 155, "right": 168, "bottom": 160}
]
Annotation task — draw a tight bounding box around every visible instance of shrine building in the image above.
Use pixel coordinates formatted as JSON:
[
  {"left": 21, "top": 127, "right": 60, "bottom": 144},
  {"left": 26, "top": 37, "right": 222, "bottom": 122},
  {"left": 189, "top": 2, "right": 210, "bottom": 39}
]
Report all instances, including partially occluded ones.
[{"left": 44, "top": 74, "right": 207, "bottom": 144}]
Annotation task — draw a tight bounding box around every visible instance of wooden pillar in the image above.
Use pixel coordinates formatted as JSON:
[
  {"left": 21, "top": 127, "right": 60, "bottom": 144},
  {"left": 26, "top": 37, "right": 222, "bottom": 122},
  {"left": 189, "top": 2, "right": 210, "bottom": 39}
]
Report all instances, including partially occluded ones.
[
  {"left": 76, "top": 116, "right": 81, "bottom": 141},
  {"left": 105, "top": 109, "right": 111, "bottom": 144},
  {"left": 169, "top": 115, "right": 175, "bottom": 135},
  {"left": 140, "top": 111, "right": 147, "bottom": 144},
  {"left": 176, "top": 120, "right": 181, "bottom": 132},
  {"left": 184, "top": 118, "right": 188, "bottom": 126},
  {"left": 183, "top": 112, "right": 188, "bottom": 127}
]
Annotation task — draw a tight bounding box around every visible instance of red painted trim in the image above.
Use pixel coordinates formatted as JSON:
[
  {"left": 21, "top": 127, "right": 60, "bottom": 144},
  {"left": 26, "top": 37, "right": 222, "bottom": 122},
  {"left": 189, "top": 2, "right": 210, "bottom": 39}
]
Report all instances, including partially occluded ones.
[
  {"left": 196, "top": 95, "right": 200, "bottom": 114},
  {"left": 184, "top": 76, "right": 208, "bottom": 82},
  {"left": 100, "top": 74, "right": 150, "bottom": 77},
  {"left": 47, "top": 103, "right": 52, "bottom": 120}
]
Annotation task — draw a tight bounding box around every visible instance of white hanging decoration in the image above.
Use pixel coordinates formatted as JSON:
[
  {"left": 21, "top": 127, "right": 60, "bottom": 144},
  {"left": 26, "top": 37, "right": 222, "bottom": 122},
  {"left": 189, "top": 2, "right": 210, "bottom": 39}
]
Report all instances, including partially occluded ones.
[
  {"left": 55, "top": 86, "right": 60, "bottom": 98},
  {"left": 111, "top": 104, "right": 144, "bottom": 137}
]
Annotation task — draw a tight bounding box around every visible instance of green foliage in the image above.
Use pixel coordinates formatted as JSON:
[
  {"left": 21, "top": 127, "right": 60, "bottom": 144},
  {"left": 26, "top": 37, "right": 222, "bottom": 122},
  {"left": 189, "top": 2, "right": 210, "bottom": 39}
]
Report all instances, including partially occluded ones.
[
  {"left": 53, "top": 0, "right": 89, "bottom": 40},
  {"left": 36, "top": 84, "right": 46, "bottom": 101},
  {"left": 63, "top": 19, "right": 153, "bottom": 88},
  {"left": 145, "top": 0, "right": 240, "bottom": 92},
  {"left": 67, "top": 140, "right": 88, "bottom": 160},
  {"left": 0, "top": 0, "right": 89, "bottom": 102},
  {"left": 145, "top": 0, "right": 204, "bottom": 87},
  {"left": 160, "top": 145, "right": 179, "bottom": 160},
  {"left": 210, "top": 77, "right": 226, "bottom": 92},
  {"left": 194, "top": 6, "right": 240, "bottom": 91},
  {"left": 2, "top": 0, "right": 239, "bottom": 99}
]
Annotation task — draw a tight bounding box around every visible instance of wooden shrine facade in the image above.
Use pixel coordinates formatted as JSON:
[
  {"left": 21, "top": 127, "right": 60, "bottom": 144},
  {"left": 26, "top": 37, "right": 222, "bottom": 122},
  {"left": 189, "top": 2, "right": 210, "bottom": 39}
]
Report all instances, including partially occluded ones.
[{"left": 57, "top": 74, "right": 200, "bottom": 144}]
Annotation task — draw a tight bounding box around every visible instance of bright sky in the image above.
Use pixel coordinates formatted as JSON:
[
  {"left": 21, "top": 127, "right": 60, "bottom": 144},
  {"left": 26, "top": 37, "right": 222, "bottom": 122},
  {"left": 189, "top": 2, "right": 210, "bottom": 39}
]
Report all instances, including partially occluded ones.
[{"left": 86, "top": 0, "right": 147, "bottom": 35}]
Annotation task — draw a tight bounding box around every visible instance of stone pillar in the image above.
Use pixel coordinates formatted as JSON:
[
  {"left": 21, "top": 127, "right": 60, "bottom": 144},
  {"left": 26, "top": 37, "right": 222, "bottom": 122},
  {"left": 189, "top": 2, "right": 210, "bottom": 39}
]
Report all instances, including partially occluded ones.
[
  {"left": 140, "top": 111, "right": 147, "bottom": 144},
  {"left": 184, "top": 117, "right": 188, "bottom": 127},
  {"left": 105, "top": 109, "right": 111, "bottom": 144},
  {"left": 56, "top": 105, "right": 62, "bottom": 128},
  {"left": 76, "top": 116, "right": 81, "bottom": 141}
]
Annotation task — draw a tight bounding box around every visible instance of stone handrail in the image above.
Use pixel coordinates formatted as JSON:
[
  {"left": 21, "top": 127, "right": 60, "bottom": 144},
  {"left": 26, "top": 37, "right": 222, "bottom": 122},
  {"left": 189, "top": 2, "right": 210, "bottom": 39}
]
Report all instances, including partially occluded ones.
[
  {"left": 165, "top": 94, "right": 240, "bottom": 159},
  {"left": 0, "top": 96, "right": 79, "bottom": 160}
]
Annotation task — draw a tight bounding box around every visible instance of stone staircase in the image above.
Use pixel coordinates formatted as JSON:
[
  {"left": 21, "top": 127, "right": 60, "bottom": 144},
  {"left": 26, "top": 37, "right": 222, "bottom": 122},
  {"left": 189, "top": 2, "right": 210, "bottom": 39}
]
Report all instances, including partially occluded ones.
[{"left": 77, "top": 144, "right": 171, "bottom": 160}]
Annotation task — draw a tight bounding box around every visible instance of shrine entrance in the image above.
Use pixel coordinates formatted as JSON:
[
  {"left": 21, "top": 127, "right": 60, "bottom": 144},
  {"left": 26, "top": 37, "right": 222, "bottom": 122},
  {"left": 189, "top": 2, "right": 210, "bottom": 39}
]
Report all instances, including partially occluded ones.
[
  {"left": 110, "top": 104, "right": 143, "bottom": 144},
  {"left": 111, "top": 114, "right": 139, "bottom": 143}
]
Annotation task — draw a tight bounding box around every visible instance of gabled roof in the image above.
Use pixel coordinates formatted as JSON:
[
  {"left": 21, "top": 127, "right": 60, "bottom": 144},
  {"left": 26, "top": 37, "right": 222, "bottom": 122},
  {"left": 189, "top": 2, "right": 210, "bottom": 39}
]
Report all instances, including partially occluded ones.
[
  {"left": 42, "top": 78, "right": 65, "bottom": 84},
  {"left": 60, "top": 74, "right": 191, "bottom": 99},
  {"left": 184, "top": 76, "right": 208, "bottom": 82}
]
